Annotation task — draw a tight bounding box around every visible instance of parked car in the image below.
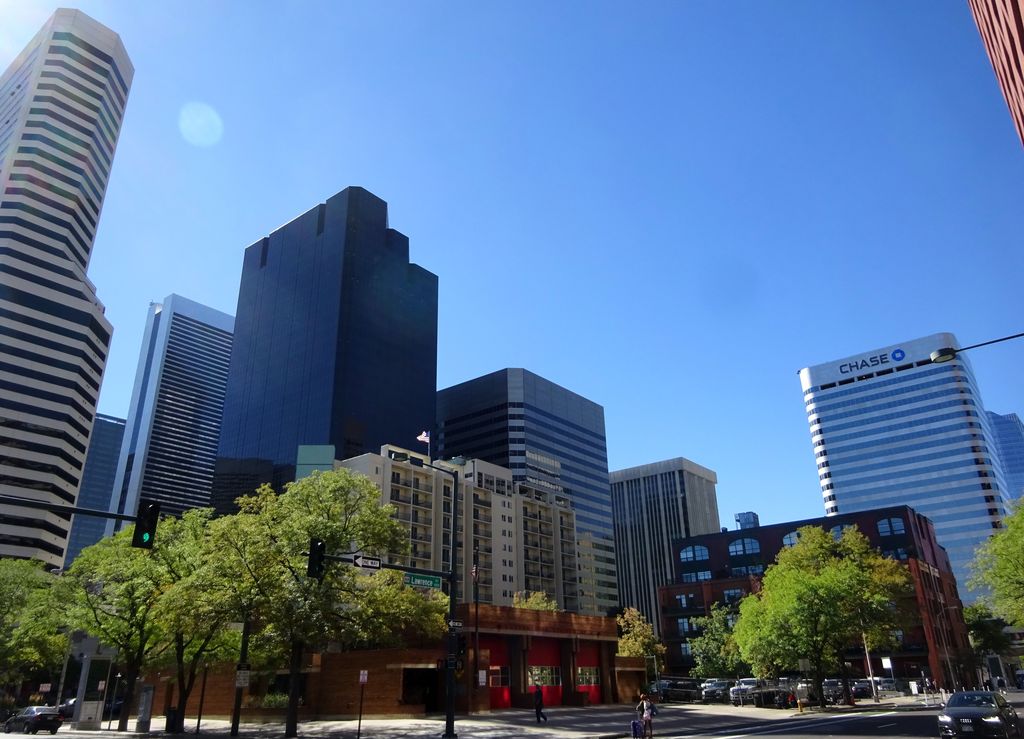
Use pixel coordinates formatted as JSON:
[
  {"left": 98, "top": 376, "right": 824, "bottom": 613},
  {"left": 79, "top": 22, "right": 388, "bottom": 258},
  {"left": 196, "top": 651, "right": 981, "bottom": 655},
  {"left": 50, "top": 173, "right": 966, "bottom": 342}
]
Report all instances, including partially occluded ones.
[
  {"left": 852, "top": 679, "right": 874, "bottom": 699},
  {"left": 730, "top": 678, "right": 762, "bottom": 705},
  {"left": 3, "top": 706, "right": 63, "bottom": 734},
  {"left": 702, "top": 680, "right": 735, "bottom": 703},
  {"left": 938, "top": 691, "right": 1020, "bottom": 737},
  {"left": 663, "top": 679, "right": 702, "bottom": 703},
  {"left": 822, "top": 679, "right": 844, "bottom": 704}
]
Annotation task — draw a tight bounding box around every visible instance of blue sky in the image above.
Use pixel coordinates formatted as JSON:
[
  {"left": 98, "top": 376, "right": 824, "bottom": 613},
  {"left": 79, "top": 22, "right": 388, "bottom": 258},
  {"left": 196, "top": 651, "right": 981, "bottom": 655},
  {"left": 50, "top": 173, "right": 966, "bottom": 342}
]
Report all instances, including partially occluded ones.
[{"left": 4, "top": 1, "right": 1022, "bottom": 526}]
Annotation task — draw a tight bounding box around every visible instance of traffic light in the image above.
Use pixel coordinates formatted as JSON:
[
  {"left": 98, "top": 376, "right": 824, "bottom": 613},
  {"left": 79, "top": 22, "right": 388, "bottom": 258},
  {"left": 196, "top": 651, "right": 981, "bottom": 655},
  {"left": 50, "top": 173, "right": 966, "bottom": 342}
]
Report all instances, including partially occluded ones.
[
  {"left": 132, "top": 500, "right": 160, "bottom": 549},
  {"left": 456, "top": 634, "right": 467, "bottom": 657},
  {"left": 307, "top": 538, "right": 327, "bottom": 579}
]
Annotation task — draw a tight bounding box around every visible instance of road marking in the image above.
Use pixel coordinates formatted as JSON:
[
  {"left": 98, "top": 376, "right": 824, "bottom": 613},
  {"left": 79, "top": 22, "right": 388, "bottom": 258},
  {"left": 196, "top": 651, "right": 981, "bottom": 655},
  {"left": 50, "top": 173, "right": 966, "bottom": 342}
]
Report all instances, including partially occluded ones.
[
  {"left": 712, "top": 712, "right": 899, "bottom": 738},
  {"left": 876, "top": 723, "right": 897, "bottom": 729}
]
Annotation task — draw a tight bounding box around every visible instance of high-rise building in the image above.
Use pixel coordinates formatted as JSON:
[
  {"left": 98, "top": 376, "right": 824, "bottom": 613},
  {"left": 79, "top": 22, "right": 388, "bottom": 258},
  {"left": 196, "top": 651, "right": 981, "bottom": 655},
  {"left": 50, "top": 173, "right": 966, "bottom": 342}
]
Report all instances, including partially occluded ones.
[
  {"left": 436, "top": 369, "right": 616, "bottom": 615},
  {"left": 212, "top": 187, "right": 438, "bottom": 513},
  {"left": 107, "top": 295, "right": 233, "bottom": 525},
  {"left": 610, "top": 458, "right": 720, "bottom": 637},
  {"left": 798, "top": 332, "right": 1011, "bottom": 597},
  {"left": 64, "top": 413, "right": 124, "bottom": 565},
  {"left": 340, "top": 445, "right": 580, "bottom": 610},
  {"left": 0, "top": 10, "right": 132, "bottom": 567},
  {"left": 988, "top": 410, "right": 1024, "bottom": 500},
  {"left": 968, "top": 0, "right": 1024, "bottom": 148}
]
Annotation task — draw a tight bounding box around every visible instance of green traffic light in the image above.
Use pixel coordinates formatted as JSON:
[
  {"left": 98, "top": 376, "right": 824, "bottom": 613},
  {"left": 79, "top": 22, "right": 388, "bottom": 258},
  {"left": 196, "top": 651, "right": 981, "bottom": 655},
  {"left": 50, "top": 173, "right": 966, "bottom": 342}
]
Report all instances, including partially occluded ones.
[{"left": 142, "top": 532, "right": 151, "bottom": 543}]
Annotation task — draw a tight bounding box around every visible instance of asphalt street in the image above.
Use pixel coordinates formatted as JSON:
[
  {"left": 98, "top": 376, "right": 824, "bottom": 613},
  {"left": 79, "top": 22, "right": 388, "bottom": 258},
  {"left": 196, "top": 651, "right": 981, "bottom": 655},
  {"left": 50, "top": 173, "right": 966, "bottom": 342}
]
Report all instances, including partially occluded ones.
[{"left": 47, "top": 692, "right": 1024, "bottom": 739}]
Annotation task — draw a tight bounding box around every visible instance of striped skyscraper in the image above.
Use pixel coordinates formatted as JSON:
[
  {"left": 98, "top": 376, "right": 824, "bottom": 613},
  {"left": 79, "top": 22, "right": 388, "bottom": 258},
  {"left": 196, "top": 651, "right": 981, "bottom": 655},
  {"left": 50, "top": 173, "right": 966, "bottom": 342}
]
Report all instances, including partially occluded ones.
[
  {"left": 108, "top": 295, "right": 234, "bottom": 526},
  {"left": 0, "top": 10, "right": 132, "bottom": 567},
  {"left": 799, "top": 333, "right": 1011, "bottom": 598}
]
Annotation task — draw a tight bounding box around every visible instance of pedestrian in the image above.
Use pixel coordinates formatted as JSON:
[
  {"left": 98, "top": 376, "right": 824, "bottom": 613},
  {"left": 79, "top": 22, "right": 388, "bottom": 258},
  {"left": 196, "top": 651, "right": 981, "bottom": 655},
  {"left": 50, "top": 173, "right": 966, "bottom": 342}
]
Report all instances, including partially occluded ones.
[
  {"left": 533, "top": 685, "right": 547, "bottom": 723},
  {"left": 636, "top": 693, "right": 655, "bottom": 738}
]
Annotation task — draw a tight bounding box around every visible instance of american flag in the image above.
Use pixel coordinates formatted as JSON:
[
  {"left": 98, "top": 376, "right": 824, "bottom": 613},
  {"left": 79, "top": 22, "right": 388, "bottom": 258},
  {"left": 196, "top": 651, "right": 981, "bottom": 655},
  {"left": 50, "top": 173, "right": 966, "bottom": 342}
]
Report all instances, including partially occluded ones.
[
  {"left": 471, "top": 564, "right": 478, "bottom": 582},
  {"left": 416, "top": 430, "right": 430, "bottom": 444}
]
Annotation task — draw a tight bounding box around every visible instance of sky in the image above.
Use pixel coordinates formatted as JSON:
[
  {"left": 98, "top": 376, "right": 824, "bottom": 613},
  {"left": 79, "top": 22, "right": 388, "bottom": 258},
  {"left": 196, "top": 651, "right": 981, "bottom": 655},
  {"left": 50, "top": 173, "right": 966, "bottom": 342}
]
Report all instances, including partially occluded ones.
[{"left": 3, "top": 0, "right": 1022, "bottom": 528}]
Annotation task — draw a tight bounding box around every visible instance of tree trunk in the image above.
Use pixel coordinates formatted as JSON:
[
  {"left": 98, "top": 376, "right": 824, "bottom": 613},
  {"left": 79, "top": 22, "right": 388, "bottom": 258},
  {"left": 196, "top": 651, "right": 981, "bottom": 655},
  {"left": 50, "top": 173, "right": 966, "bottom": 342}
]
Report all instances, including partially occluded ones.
[
  {"left": 285, "top": 639, "right": 304, "bottom": 738},
  {"left": 117, "top": 664, "right": 139, "bottom": 733}
]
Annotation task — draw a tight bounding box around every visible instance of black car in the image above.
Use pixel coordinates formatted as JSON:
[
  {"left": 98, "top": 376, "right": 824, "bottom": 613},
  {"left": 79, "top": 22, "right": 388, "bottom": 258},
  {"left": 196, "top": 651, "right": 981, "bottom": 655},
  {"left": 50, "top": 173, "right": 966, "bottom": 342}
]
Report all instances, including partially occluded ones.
[
  {"left": 663, "top": 679, "right": 702, "bottom": 703},
  {"left": 938, "top": 691, "right": 1020, "bottom": 738},
  {"left": 3, "top": 705, "right": 63, "bottom": 734},
  {"left": 701, "top": 680, "right": 735, "bottom": 703}
]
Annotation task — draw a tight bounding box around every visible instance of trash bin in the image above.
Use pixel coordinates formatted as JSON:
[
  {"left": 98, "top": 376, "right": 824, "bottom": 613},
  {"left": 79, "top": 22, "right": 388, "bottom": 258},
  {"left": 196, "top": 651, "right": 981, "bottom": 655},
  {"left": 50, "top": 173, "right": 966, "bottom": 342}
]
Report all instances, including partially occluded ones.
[{"left": 164, "top": 707, "right": 178, "bottom": 733}]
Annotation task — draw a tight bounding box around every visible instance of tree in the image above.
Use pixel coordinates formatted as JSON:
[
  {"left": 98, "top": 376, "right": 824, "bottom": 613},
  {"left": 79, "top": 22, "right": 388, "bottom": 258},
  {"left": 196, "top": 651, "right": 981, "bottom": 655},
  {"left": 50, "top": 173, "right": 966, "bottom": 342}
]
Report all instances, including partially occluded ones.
[
  {"left": 0, "top": 560, "right": 65, "bottom": 692},
  {"left": 689, "top": 603, "right": 748, "bottom": 678},
  {"left": 512, "top": 590, "right": 560, "bottom": 612},
  {"left": 148, "top": 509, "right": 237, "bottom": 732},
  {"left": 733, "top": 525, "right": 911, "bottom": 705},
  {"left": 971, "top": 500, "right": 1024, "bottom": 628},
  {"left": 223, "top": 470, "right": 442, "bottom": 738},
  {"left": 57, "top": 529, "right": 167, "bottom": 731},
  {"left": 963, "top": 603, "right": 1012, "bottom": 684},
  {"left": 616, "top": 607, "right": 665, "bottom": 674}
]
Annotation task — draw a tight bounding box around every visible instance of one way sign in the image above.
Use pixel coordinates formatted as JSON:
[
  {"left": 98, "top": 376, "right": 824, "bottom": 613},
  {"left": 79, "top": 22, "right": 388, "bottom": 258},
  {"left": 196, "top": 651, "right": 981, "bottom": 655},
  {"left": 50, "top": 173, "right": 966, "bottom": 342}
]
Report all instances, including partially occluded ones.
[{"left": 354, "top": 555, "right": 381, "bottom": 570}]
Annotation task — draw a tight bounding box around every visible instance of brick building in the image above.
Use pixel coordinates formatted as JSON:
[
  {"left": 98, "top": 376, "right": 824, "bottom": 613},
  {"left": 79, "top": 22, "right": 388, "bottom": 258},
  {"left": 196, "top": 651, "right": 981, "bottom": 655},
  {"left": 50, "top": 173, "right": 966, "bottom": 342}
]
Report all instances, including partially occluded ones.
[
  {"left": 658, "top": 505, "right": 972, "bottom": 689},
  {"left": 144, "top": 605, "right": 644, "bottom": 723}
]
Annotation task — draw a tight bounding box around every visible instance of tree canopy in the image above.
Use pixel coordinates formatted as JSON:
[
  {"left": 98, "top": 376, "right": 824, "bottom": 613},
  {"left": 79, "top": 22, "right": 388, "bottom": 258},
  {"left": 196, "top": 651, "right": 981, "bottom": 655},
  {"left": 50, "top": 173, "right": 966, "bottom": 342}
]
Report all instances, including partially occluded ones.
[
  {"left": 733, "top": 525, "right": 911, "bottom": 703},
  {"left": 688, "top": 603, "right": 748, "bottom": 678},
  {"left": 0, "top": 559, "right": 66, "bottom": 691},
  {"left": 971, "top": 500, "right": 1024, "bottom": 628},
  {"left": 512, "top": 590, "right": 560, "bottom": 612},
  {"left": 616, "top": 607, "right": 665, "bottom": 672}
]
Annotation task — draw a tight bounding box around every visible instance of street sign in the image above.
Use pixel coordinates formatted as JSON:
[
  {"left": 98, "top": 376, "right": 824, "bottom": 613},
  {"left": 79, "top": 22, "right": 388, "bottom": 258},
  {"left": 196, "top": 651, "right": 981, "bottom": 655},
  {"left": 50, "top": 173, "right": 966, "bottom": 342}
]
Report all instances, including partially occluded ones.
[
  {"left": 359, "top": 670, "right": 368, "bottom": 684},
  {"left": 235, "top": 670, "right": 250, "bottom": 688},
  {"left": 354, "top": 555, "right": 381, "bottom": 570},
  {"left": 39, "top": 683, "right": 51, "bottom": 693},
  {"left": 478, "top": 670, "right": 487, "bottom": 687},
  {"left": 404, "top": 573, "right": 442, "bottom": 589},
  {"left": 881, "top": 657, "right": 892, "bottom": 669},
  {"left": 448, "top": 619, "right": 463, "bottom": 629}
]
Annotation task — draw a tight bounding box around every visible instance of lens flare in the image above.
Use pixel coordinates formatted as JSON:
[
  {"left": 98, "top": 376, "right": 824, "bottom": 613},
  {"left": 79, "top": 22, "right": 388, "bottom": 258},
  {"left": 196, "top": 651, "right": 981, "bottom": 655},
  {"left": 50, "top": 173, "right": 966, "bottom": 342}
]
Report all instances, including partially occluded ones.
[{"left": 178, "top": 101, "right": 223, "bottom": 147}]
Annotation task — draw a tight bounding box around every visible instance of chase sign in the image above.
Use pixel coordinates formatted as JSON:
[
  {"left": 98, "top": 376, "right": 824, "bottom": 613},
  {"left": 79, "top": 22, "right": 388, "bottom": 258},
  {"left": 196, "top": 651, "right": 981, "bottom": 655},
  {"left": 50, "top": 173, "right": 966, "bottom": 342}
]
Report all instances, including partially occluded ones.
[{"left": 839, "top": 347, "right": 905, "bottom": 375}]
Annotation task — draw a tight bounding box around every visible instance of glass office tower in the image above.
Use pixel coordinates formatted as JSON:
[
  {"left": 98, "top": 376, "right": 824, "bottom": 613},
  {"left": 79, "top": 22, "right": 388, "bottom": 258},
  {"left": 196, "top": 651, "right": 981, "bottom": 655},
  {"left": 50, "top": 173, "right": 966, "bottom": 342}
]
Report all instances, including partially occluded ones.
[
  {"left": 987, "top": 411, "right": 1024, "bottom": 500},
  {"left": 799, "top": 332, "right": 1010, "bottom": 597},
  {"left": 212, "top": 187, "right": 438, "bottom": 513},
  {"left": 0, "top": 10, "right": 132, "bottom": 567},
  {"left": 108, "top": 295, "right": 233, "bottom": 526},
  {"left": 436, "top": 368, "right": 616, "bottom": 615},
  {"left": 64, "top": 414, "right": 125, "bottom": 565}
]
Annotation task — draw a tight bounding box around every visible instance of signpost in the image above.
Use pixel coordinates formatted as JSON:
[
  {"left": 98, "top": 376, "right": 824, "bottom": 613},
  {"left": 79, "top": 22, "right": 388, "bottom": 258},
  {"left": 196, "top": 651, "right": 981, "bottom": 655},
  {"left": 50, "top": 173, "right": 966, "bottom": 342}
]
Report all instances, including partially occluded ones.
[
  {"left": 356, "top": 671, "right": 368, "bottom": 739},
  {"left": 354, "top": 555, "right": 381, "bottom": 570},
  {"left": 404, "top": 572, "right": 442, "bottom": 589},
  {"left": 448, "top": 619, "right": 463, "bottom": 629}
]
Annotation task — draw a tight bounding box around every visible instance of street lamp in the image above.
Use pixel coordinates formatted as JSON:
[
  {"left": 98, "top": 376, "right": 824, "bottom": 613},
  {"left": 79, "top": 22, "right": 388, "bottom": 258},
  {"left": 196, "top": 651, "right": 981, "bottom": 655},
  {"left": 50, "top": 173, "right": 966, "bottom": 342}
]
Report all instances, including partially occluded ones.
[
  {"left": 929, "top": 331, "right": 1024, "bottom": 364},
  {"left": 388, "top": 450, "right": 464, "bottom": 739}
]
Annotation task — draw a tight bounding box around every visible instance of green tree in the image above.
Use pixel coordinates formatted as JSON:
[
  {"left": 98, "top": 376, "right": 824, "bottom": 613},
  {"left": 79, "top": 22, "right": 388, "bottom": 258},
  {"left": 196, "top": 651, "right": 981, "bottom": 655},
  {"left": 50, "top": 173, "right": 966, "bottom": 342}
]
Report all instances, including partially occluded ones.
[
  {"left": 963, "top": 603, "right": 1012, "bottom": 684},
  {"left": 733, "top": 525, "right": 911, "bottom": 705},
  {"left": 58, "top": 529, "right": 166, "bottom": 731},
  {"left": 512, "top": 590, "right": 560, "bottom": 612},
  {"left": 689, "top": 603, "right": 748, "bottom": 678},
  {"left": 971, "top": 500, "right": 1024, "bottom": 628},
  {"left": 0, "top": 559, "right": 65, "bottom": 692},
  {"left": 616, "top": 607, "right": 665, "bottom": 674},
  {"left": 224, "top": 470, "right": 442, "bottom": 738}
]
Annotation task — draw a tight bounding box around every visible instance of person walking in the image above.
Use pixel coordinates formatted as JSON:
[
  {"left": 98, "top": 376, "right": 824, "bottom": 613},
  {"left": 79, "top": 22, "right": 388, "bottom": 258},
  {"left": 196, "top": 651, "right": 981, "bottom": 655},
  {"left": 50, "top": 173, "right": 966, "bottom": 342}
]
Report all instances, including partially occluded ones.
[
  {"left": 636, "top": 693, "right": 655, "bottom": 738},
  {"left": 533, "top": 685, "right": 547, "bottom": 723}
]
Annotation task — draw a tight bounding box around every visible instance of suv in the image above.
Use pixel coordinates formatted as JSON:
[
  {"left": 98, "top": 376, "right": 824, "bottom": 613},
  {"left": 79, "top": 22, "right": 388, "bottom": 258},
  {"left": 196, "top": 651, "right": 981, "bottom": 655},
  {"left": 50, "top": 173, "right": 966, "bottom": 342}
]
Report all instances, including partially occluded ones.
[
  {"left": 702, "top": 680, "right": 734, "bottom": 703},
  {"left": 730, "top": 678, "right": 761, "bottom": 705},
  {"left": 822, "top": 679, "right": 844, "bottom": 704},
  {"left": 663, "top": 679, "right": 702, "bottom": 703}
]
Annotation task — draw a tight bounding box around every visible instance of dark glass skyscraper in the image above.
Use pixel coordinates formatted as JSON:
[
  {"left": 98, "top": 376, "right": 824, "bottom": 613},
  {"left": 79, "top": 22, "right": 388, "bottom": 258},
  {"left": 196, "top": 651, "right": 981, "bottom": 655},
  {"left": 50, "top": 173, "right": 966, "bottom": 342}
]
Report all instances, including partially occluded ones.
[
  {"left": 988, "top": 410, "right": 1024, "bottom": 500},
  {"left": 64, "top": 413, "right": 125, "bottom": 566},
  {"left": 436, "top": 368, "right": 616, "bottom": 614},
  {"left": 213, "top": 187, "right": 438, "bottom": 513}
]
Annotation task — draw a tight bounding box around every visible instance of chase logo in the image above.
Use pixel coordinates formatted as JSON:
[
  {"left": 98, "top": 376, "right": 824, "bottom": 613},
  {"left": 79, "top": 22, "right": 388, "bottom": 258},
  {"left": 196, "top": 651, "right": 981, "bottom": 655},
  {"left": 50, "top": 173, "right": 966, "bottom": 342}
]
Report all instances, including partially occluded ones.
[{"left": 891, "top": 348, "right": 906, "bottom": 362}]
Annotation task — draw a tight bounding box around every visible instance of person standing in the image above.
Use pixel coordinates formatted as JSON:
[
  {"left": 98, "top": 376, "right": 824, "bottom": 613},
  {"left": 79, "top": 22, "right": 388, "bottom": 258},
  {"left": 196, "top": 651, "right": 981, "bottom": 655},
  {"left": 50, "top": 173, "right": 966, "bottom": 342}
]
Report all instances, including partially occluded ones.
[
  {"left": 534, "top": 685, "right": 547, "bottom": 723},
  {"left": 636, "top": 693, "right": 655, "bottom": 738}
]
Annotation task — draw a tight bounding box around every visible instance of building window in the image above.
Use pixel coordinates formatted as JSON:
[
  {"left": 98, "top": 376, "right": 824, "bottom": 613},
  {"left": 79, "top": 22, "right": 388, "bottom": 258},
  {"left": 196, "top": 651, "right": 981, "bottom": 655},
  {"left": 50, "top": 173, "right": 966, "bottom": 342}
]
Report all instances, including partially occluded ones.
[
  {"left": 877, "top": 517, "right": 905, "bottom": 536},
  {"left": 681, "top": 571, "right": 711, "bottom": 583},
  {"left": 680, "top": 642, "right": 692, "bottom": 657},
  {"left": 528, "top": 666, "right": 561, "bottom": 686},
  {"left": 782, "top": 531, "right": 799, "bottom": 547},
  {"left": 680, "top": 545, "right": 709, "bottom": 562},
  {"left": 830, "top": 524, "right": 853, "bottom": 541},
  {"left": 488, "top": 665, "right": 510, "bottom": 687},
  {"left": 577, "top": 666, "right": 600, "bottom": 686},
  {"left": 677, "top": 617, "right": 692, "bottom": 633},
  {"left": 728, "top": 538, "right": 760, "bottom": 556},
  {"left": 883, "top": 548, "right": 908, "bottom": 561},
  {"left": 723, "top": 588, "right": 744, "bottom": 604}
]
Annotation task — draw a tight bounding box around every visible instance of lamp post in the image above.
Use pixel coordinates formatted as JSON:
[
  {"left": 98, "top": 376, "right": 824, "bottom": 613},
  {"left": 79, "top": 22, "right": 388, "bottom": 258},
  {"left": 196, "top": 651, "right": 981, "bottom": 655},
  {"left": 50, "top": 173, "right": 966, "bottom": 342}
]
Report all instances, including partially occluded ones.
[
  {"left": 388, "top": 450, "right": 463, "bottom": 739},
  {"left": 929, "top": 331, "right": 1024, "bottom": 364}
]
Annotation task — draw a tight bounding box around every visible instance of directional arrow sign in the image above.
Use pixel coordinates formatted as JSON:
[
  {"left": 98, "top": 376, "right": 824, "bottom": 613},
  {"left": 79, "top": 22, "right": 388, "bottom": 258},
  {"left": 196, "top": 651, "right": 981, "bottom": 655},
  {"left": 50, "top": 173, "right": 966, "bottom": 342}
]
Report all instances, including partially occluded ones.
[
  {"left": 354, "top": 555, "right": 381, "bottom": 570},
  {"left": 448, "top": 619, "right": 463, "bottom": 629}
]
